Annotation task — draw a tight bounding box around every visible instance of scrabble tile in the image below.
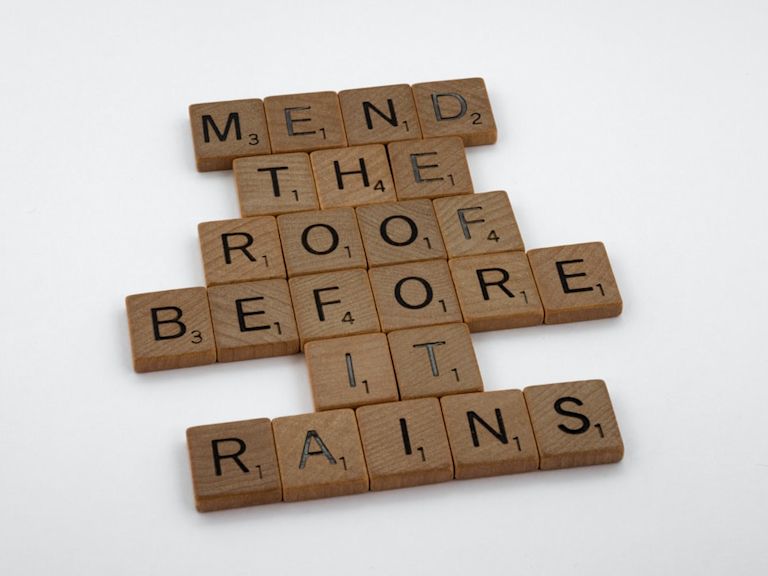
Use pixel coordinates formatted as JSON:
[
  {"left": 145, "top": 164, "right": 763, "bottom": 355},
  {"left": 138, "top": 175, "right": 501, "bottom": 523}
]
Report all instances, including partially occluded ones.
[
  {"left": 125, "top": 287, "right": 216, "bottom": 372},
  {"left": 198, "top": 217, "right": 285, "bottom": 286},
  {"left": 207, "top": 279, "right": 299, "bottom": 362},
  {"left": 289, "top": 269, "right": 380, "bottom": 348},
  {"left": 433, "top": 190, "right": 524, "bottom": 258},
  {"left": 272, "top": 409, "right": 368, "bottom": 502},
  {"left": 189, "top": 99, "right": 271, "bottom": 172},
  {"left": 523, "top": 380, "right": 624, "bottom": 470},
  {"left": 440, "top": 390, "right": 539, "bottom": 479},
  {"left": 356, "top": 199, "right": 447, "bottom": 267},
  {"left": 387, "top": 323, "right": 483, "bottom": 400},
  {"left": 356, "top": 398, "right": 453, "bottom": 491},
  {"left": 310, "top": 144, "right": 396, "bottom": 209},
  {"left": 186, "top": 418, "right": 282, "bottom": 511},
  {"left": 305, "top": 333, "right": 399, "bottom": 411},
  {"left": 527, "top": 242, "right": 623, "bottom": 324},
  {"left": 234, "top": 152, "right": 319, "bottom": 217},
  {"left": 388, "top": 137, "right": 473, "bottom": 200},
  {"left": 264, "top": 91, "right": 347, "bottom": 153},
  {"left": 368, "top": 259, "right": 462, "bottom": 332},
  {"left": 277, "top": 207, "right": 367, "bottom": 277},
  {"left": 411, "top": 78, "right": 497, "bottom": 146},
  {"left": 449, "top": 252, "right": 544, "bottom": 332},
  {"left": 338, "top": 84, "right": 422, "bottom": 145}
]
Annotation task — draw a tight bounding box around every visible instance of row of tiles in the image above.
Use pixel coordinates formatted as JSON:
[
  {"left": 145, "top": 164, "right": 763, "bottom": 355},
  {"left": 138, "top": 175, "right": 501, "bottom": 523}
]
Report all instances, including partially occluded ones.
[
  {"left": 126, "top": 243, "right": 622, "bottom": 372},
  {"left": 190, "top": 78, "right": 496, "bottom": 171},
  {"left": 200, "top": 190, "right": 523, "bottom": 283},
  {"left": 187, "top": 380, "right": 624, "bottom": 512},
  {"left": 233, "top": 136, "right": 475, "bottom": 218}
]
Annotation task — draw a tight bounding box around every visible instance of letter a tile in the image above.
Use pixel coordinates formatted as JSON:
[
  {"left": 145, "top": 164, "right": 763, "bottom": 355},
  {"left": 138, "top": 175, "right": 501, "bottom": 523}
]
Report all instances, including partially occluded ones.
[{"left": 272, "top": 410, "right": 369, "bottom": 502}]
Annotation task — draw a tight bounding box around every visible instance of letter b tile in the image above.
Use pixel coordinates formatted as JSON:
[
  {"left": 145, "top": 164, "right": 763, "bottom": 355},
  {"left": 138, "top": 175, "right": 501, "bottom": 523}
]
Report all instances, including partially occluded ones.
[{"left": 125, "top": 287, "right": 216, "bottom": 373}]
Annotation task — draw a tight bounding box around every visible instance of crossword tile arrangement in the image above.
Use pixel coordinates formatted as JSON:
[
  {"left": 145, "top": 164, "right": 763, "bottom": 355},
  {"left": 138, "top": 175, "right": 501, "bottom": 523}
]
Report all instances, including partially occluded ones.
[{"left": 125, "top": 78, "right": 625, "bottom": 511}]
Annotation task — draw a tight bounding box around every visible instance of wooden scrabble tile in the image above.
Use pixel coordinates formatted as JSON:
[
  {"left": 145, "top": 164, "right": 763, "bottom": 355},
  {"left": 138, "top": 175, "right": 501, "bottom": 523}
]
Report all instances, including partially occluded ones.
[
  {"left": 440, "top": 390, "right": 539, "bottom": 479},
  {"left": 264, "top": 91, "right": 346, "bottom": 153},
  {"left": 527, "top": 242, "right": 623, "bottom": 324},
  {"left": 388, "top": 137, "right": 473, "bottom": 200},
  {"left": 387, "top": 323, "right": 483, "bottom": 400},
  {"left": 198, "top": 217, "right": 285, "bottom": 286},
  {"left": 523, "top": 380, "right": 624, "bottom": 470},
  {"left": 368, "top": 259, "right": 462, "bottom": 332},
  {"left": 356, "top": 398, "right": 453, "bottom": 491},
  {"left": 277, "top": 207, "right": 367, "bottom": 277},
  {"left": 310, "top": 144, "right": 396, "bottom": 209},
  {"left": 125, "top": 287, "right": 216, "bottom": 372},
  {"left": 411, "top": 78, "right": 497, "bottom": 146},
  {"left": 433, "top": 190, "right": 524, "bottom": 258},
  {"left": 305, "top": 333, "right": 399, "bottom": 411},
  {"left": 289, "top": 269, "right": 380, "bottom": 348},
  {"left": 189, "top": 99, "right": 271, "bottom": 172},
  {"left": 356, "top": 199, "right": 447, "bottom": 267},
  {"left": 272, "top": 409, "right": 369, "bottom": 502},
  {"left": 234, "top": 152, "right": 319, "bottom": 217},
  {"left": 186, "top": 418, "right": 282, "bottom": 511},
  {"left": 448, "top": 252, "right": 544, "bottom": 332},
  {"left": 338, "top": 84, "right": 422, "bottom": 146},
  {"left": 207, "top": 279, "right": 299, "bottom": 362}
]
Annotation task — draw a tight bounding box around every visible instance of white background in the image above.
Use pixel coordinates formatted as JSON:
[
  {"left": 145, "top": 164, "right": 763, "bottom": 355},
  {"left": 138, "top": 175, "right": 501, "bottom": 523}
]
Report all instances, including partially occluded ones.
[{"left": 1, "top": 1, "right": 766, "bottom": 574}]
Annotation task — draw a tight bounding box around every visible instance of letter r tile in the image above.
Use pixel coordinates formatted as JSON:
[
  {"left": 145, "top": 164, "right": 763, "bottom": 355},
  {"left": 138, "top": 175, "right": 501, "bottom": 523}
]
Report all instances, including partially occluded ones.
[{"left": 187, "top": 418, "right": 282, "bottom": 511}]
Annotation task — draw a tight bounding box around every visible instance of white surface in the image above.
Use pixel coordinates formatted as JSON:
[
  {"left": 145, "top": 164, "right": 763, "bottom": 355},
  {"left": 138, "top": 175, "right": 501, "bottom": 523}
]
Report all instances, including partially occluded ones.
[{"left": 1, "top": 1, "right": 766, "bottom": 574}]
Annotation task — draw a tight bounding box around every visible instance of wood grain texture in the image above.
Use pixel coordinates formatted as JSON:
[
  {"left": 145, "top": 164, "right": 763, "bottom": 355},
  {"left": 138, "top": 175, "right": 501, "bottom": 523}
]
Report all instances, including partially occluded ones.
[
  {"left": 125, "top": 287, "right": 216, "bottom": 372},
  {"left": 433, "top": 190, "right": 524, "bottom": 258},
  {"left": 189, "top": 99, "right": 271, "bottom": 172},
  {"left": 411, "top": 78, "right": 497, "bottom": 146},
  {"left": 368, "top": 259, "right": 462, "bottom": 332},
  {"left": 207, "top": 279, "right": 299, "bottom": 362},
  {"left": 356, "top": 398, "right": 453, "bottom": 491},
  {"left": 277, "top": 207, "right": 367, "bottom": 277},
  {"left": 272, "top": 409, "right": 369, "bottom": 502},
  {"left": 441, "top": 390, "right": 539, "bottom": 479},
  {"left": 387, "top": 323, "right": 483, "bottom": 400},
  {"left": 388, "top": 136, "right": 473, "bottom": 200},
  {"left": 339, "top": 84, "right": 422, "bottom": 145},
  {"left": 289, "top": 269, "right": 380, "bottom": 348},
  {"left": 198, "top": 217, "right": 285, "bottom": 286},
  {"left": 264, "top": 91, "right": 347, "bottom": 153},
  {"left": 356, "top": 199, "right": 447, "bottom": 267},
  {"left": 305, "top": 333, "right": 399, "bottom": 411},
  {"left": 234, "top": 152, "right": 319, "bottom": 217},
  {"left": 449, "top": 252, "right": 544, "bottom": 332},
  {"left": 186, "top": 418, "right": 282, "bottom": 512},
  {"left": 523, "top": 380, "right": 624, "bottom": 470},
  {"left": 310, "top": 144, "right": 396, "bottom": 208},
  {"left": 527, "top": 242, "right": 623, "bottom": 324}
]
